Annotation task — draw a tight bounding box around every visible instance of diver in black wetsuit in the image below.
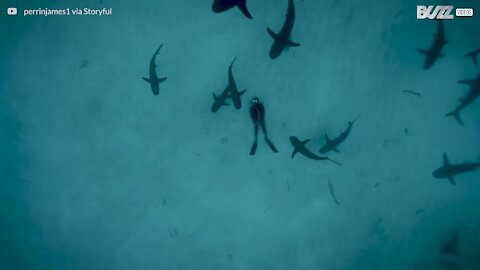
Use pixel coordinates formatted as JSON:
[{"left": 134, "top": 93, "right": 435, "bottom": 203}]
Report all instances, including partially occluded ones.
[{"left": 249, "top": 97, "right": 278, "bottom": 155}]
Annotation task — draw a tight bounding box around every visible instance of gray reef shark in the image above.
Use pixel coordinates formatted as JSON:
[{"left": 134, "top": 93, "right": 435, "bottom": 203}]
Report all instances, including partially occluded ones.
[
  {"left": 445, "top": 74, "right": 480, "bottom": 125},
  {"left": 212, "top": 0, "right": 253, "bottom": 19},
  {"left": 433, "top": 153, "right": 480, "bottom": 185},
  {"left": 211, "top": 57, "right": 246, "bottom": 112},
  {"left": 267, "top": 0, "right": 300, "bottom": 59},
  {"left": 290, "top": 136, "right": 341, "bottom": 166},
  {"left": 143, "top": 44, "right": 167, "bottom": 95},
  {"left": 417, "top": 20, "right": 447, "bottom": 69},
  {"left": 319, "top": 118, "right": 358, "bottom": 154}
]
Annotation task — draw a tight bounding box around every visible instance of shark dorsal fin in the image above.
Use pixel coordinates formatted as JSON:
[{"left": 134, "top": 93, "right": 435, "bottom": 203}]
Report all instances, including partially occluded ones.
[
  {"left": 325, "top": 134, "right": 331, "bottom": 142},
  {"left": 443, "top": 153, "right": 451, "bottom": 166},
  {"left": 212, "top": 93, "right": 218, "bottom": 100},
  {"left": 302, "top": 139, "right": 310, "bottom": 146}
]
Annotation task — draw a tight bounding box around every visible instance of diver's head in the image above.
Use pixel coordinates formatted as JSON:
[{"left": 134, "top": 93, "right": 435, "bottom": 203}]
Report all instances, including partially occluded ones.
[{"left": 252, "top": 97, "right": 259, "bottom": 104}]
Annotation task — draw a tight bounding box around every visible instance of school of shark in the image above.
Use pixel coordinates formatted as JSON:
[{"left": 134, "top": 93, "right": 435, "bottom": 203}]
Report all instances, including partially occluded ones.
[{"left": 142, "top": 0, "right": 479, "bottom": 186}]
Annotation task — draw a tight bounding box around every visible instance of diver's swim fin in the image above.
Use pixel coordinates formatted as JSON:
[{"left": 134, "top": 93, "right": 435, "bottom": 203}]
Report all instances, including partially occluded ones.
[
  {"left": 250, "top": 140, "right": 258, "bottom": 155},
  {"left": 265, "top": 137, "right": 278, "bottom": 153}
]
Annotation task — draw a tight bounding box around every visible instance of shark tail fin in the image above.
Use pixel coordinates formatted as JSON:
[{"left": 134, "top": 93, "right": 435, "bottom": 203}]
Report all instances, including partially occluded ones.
[
  {"left": 142, "top": 77, "right": 152, "bottom": 83},
  {"left": 416, "top": 48, "right": 429, "bottom": 56},
  {"left": 286, "top": 39, "right": 301, "bottom": 47},
  {"left": 237, "top": 0, "right": 253, "bottom": 19},
  {"left": 155, "top": 44, "right": 164, "bottom": 54},
  {"left": 267, "top": 28, "right": 280, "bottom": 41},
  {"left": 445, "top": 110, "right": 464, "bottom": 126}
]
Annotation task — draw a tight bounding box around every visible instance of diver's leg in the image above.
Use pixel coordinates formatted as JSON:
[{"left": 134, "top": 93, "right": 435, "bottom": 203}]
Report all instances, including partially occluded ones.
[
  {"left": 250, "top": 124, "right": 259, "bottom": 155},
  {"left": 261, "top": 120, "right": 278, "bottom": 153}
]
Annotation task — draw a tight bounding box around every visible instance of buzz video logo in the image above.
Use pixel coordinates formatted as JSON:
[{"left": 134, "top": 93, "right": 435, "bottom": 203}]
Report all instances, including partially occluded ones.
[
  {"left": 417, "top": 5, "right": 474, "bottom": 19},
  {"left": 417, "top": 5, "right": 454, "bottom": 19}
]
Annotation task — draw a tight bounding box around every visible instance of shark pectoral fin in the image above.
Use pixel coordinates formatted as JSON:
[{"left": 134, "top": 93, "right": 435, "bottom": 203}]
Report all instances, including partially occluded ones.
[
  {"left": 472, "top": 54, "right": 478, "bottom": 65},
  {"left": 301, "top": 139, "right": 310, "bottom": 146},
  {"left": 267, "top": 28, "right": 279, "bottom": 40},
  {"left": 159, "top": 77, "right": 167, "bottom": 83},
  {"left": 458, "top": 80, "right": 475, "bottom": 86},
  {"left": 327, "top": 158, "right": 342, "bottom": 166},
  {"left": 416, "top": 48, "right": 428, "bottom": 55},
  {"left": 445, "top": 110, "right": 464, "bottom": 126},
  {"left": 286, "top": 39, "right": 301, "bottom": 47},
  {"left": 142, "top": 77, "right": 151, "bottom": 83},
  {"left": 333, "top": 148, "right": 340, "bottom": 153},
  {"left": 448, "top": 176, "right": 456, "bottom": 185},
  {"left": 237, "top": 0, "right": 253, "bottom": 19},
  {"left": 291, "top": 149, "right": 298, "bottom": 159}
]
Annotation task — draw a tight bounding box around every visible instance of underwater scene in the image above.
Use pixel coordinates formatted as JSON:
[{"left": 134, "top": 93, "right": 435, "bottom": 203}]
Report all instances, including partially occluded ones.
[{"left": 1, "top": 0, "right": 480, "bottom": 269}]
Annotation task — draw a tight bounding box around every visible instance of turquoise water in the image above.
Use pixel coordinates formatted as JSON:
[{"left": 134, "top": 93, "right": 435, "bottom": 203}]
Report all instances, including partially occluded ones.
[{"left": 1, "top": 0, "right": 480, "bottom": 269}]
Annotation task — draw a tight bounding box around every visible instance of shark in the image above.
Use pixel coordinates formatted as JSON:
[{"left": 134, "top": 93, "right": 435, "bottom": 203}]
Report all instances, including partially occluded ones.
[
  {"left": 417, "top": 20, "right": 448, "bottom": 69},
  {"left": 465, "top": 48, "right": 480, "bottom": 65},
  {"left": 319, "top": 118, "right": 358, "bottom": 154},
  {"left": 267, "top": 0, "right": 300, "bottom": 59},
  {"left": 432, "top": 153, "right": 480, "bottom": 185},
  {"left": 212, "top": 0, "right": 253, "bottom": 19},
  {"left": 227, "top": 57, "right": 246, "bottom": 109},
  {"left": 211, "top": 57, "right": 246, "bottom": 112},
  {"left": 290, "top": 136, "right": 341, "bottom": 166},
  {"left": 143, "top": 44, "right": 167, "bottom": 95},
  {"left": 211, "top": 88, "right": 231, "bottom": 113},
  {"left": 445, "top": 74, "right": 480, "bottom": 125}
]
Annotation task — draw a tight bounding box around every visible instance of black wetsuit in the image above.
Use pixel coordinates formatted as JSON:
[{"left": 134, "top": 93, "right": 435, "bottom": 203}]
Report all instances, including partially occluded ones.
[{"left": 249, "top": 100, "right": 278, "bottom": 155}]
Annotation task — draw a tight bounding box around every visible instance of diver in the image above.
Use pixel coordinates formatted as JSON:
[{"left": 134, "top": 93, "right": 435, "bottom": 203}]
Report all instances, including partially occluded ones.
[{"left": 249, "top": 97, "right": 278, "bottom": 155}]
